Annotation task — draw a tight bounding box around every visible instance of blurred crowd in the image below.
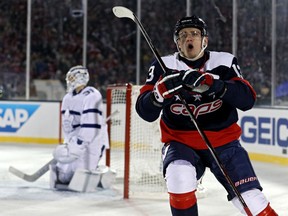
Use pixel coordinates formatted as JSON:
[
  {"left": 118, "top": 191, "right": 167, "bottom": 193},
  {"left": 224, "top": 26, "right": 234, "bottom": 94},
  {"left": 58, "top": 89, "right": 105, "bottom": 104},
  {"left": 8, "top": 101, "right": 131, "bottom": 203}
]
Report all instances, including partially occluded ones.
[{"left": 0, "top": 0, "right": 287, "bottom": 105}]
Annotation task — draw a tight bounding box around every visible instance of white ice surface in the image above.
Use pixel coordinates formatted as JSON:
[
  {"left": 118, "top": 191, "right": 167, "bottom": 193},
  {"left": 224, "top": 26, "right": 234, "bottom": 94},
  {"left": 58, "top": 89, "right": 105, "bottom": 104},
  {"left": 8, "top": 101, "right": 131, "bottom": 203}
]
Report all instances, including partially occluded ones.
[{"left": 0, "top": 143, "right": 287, "bottom": 216}]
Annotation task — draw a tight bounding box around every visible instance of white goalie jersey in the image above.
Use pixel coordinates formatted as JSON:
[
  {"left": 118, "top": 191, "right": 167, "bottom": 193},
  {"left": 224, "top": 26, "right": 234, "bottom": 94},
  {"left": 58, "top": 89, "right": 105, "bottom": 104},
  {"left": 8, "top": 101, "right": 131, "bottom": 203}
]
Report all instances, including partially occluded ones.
[
  {"left": 51, "top": 86, "right": 109, "bottom": 186},
  {"left": 61, "top": 86, "right": 109, "bottom": 152},
  {"left": 50, "top": 65, "right": 116, "bottom": 192}
]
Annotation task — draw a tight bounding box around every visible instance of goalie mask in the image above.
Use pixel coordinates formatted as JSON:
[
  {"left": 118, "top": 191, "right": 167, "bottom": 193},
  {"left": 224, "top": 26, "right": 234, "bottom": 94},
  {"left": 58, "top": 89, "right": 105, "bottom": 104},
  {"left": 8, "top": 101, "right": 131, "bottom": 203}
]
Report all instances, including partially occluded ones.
[
  {"left": 66, "top": 65, "right": 89, "bottom": 93},
  {"left": 174, "top": 15, "right": 208, "bottom": 43}
]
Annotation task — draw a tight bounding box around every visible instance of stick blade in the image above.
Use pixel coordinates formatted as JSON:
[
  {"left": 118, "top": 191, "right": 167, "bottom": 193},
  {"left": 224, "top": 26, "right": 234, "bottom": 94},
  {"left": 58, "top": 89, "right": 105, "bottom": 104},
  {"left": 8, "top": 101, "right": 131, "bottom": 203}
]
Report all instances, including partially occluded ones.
[
  {"left": 9, "top": 166, "right": 33, "bottom": 182},
  {"left": 8, "top": 159, "right": 54, "bottom": 182},
  {"left": 112, "top": 6, "right": 134, "bottom": 20}
]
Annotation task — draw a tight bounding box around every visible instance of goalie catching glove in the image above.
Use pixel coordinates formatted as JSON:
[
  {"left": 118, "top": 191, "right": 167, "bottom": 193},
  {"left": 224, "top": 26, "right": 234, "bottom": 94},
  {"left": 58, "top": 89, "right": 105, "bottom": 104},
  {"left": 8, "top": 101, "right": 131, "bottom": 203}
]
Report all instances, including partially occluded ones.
[
  {"left": 152, "top": 69, "right": 183, "bottom": 105},
  {"left": 182, "top": 69, "right": 226, "bottom": 98}
]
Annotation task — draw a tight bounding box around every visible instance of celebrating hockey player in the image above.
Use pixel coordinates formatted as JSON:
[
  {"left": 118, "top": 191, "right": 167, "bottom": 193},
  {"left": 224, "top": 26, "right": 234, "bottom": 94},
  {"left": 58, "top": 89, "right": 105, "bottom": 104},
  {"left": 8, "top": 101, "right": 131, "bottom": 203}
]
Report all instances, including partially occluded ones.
[
  {"left": 135, "top": 16, "right": 278, "bottom": 215},
  {"left": 50, "top": 65, "right": 115, "bottom": 192}
]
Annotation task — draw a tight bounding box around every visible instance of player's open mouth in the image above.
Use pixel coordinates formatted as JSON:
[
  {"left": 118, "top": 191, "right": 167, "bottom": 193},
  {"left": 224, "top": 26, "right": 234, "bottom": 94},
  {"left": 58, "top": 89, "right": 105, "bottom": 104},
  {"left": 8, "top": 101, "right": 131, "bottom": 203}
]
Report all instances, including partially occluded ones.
[{"left": 188, "top": 44, "right": 193, "bottom": 50}]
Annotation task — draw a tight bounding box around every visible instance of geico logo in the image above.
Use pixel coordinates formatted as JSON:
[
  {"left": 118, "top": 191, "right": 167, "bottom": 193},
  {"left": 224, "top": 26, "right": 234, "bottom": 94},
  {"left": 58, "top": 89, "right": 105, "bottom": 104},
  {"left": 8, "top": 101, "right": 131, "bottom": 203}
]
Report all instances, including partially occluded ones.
[
  {"left": 0, "top": 108, "right": 28, "bottom": 128},
  {"left": 0, "top": 104, "right": 40, "bottom": 132},
  {"left": 170, "top": 99, "right": 222, "bottom": 118},
  {"left": 240, "top": 116, "right": 288, "bottom": 147}
]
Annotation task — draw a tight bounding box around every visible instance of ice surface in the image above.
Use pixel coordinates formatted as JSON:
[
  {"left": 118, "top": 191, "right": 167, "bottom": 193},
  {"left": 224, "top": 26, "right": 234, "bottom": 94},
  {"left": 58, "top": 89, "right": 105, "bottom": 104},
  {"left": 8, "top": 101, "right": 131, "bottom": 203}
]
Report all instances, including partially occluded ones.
[{"left": 0, "top": 143, "right": 287, "bottom": 216}]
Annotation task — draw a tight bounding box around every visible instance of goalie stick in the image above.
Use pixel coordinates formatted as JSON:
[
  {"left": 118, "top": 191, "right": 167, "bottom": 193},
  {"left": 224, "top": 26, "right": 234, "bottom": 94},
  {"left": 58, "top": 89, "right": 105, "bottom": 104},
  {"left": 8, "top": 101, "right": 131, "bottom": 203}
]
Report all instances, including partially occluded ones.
[
  {"left": 112, "top": 6, "right": 252, "bottom": 216},
  {"left": 8, "top": 110, "right": 120, "bottom": 182},
  {"left": 9, "top": 158, "right": 56, "bottom": 182}
]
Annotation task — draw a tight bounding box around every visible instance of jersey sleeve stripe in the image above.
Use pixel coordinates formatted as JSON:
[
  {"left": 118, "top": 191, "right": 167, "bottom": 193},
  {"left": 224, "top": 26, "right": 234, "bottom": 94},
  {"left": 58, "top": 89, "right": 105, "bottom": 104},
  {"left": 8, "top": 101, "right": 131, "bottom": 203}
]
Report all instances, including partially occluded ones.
[
  {"left": 83, "top": 109, "right": 102, "bottom": 115},
  {"left": 81, "top": 124, "right": 101, "bottom": 129}
]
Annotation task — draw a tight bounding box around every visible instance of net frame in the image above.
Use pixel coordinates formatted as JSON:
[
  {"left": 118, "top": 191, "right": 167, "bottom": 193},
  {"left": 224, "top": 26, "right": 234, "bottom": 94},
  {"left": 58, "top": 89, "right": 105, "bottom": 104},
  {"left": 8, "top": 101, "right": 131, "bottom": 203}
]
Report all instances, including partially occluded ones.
[{"left": 106, "top": 83, "right": 166, "bottom": 199}]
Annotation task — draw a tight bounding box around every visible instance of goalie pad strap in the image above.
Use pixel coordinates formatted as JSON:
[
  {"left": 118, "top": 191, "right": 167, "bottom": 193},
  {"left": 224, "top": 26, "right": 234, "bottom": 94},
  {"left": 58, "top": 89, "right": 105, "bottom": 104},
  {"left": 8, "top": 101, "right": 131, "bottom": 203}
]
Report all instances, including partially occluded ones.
[{"left": 169, "top": 190, "right": 197, "bottom": 210}]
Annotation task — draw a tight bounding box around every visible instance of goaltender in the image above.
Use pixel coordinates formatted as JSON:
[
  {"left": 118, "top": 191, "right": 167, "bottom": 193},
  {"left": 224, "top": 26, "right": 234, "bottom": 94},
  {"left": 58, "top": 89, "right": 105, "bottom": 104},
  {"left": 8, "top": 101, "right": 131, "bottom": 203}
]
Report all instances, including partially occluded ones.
[{"left": 50, "top": 65, "right": 115, "bottom": 192}]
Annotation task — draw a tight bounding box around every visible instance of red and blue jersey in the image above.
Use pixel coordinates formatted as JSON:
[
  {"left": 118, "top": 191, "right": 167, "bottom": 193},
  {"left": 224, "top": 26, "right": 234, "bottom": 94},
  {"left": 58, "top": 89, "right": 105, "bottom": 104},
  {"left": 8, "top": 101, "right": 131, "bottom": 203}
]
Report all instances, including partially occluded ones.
[{"left": 136, "top": 51, "right": 256, "bottom": 150}]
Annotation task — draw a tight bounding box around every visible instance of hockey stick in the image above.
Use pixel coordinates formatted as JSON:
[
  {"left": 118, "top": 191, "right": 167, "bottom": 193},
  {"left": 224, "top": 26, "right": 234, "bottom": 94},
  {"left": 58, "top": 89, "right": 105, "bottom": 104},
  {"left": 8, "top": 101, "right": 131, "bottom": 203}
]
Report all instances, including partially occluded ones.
[
  {"left": 9, "top": 158, "right": 56, "bottom": 182},
  {"left": 113, "top": 6, "right": 252, "bottom": 216},
  {"left": 8, "top": 110, "right": 120, "bottom": 182},
  {"left": 106, "top": 109, "right": 119, "bottom": 122}
]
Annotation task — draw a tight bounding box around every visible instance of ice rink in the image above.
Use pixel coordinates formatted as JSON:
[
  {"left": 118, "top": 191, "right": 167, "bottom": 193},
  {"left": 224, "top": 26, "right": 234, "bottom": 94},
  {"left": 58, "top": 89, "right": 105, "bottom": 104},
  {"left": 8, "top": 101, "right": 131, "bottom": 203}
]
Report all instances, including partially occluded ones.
[{"left": 0, "top": 143, "right": 287, "bottom": 216}]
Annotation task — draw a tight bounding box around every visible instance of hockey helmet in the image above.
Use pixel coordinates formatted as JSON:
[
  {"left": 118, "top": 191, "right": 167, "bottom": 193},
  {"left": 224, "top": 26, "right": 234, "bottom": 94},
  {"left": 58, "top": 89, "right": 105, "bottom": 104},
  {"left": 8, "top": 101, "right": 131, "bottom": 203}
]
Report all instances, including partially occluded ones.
[
  {"left": 66, "top": 65, "right": 89, "bottom": 93},
  {"left": 174, "top": 15, "right": 208, "bottom": 42}
]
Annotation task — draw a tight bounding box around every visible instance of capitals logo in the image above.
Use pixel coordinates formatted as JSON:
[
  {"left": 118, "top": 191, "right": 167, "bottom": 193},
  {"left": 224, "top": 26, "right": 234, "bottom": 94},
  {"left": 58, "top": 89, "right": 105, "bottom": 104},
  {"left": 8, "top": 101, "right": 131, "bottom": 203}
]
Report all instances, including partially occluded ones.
[
  {"left": 0, "top": 104, "right": 40, "bottom": 132},
  {"left": 170, "top": 99, "right": 223, "bottom": 118}
]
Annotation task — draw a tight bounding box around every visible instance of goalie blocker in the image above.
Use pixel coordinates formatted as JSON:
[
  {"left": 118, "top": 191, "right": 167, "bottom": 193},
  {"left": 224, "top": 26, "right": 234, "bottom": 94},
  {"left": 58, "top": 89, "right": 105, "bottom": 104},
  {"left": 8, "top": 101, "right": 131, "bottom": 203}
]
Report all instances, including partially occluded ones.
[{"left": 50, "top": 164, "right": 116, "bottom": 192}]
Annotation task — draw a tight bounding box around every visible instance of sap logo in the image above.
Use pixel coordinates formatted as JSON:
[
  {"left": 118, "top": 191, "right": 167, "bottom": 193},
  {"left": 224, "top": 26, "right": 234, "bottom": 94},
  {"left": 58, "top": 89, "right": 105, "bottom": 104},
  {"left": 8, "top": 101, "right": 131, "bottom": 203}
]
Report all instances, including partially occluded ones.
[
  {"left": 0, "top": 104, "right": 40, "bottom": 132},
  {"left": 240, "top": 116, "right": 288, "bottom": 147}
]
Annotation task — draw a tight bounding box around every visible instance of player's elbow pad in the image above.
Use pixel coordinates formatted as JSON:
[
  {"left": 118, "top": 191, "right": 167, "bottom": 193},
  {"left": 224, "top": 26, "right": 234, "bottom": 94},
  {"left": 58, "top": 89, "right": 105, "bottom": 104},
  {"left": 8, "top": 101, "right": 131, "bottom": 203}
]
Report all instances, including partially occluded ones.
[
  {"left": 222, "top": 84, "right": 255, "bottom": 111},
  {"left": 135, "top": 94, "right": 161, "bottom": 122}
]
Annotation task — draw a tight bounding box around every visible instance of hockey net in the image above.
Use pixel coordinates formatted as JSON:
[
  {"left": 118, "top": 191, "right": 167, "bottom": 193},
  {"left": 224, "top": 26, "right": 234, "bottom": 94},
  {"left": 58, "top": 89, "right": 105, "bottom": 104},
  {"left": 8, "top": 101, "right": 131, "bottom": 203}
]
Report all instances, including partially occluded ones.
[{"left": 106, "top": 83, "right": 167, "bottom": 199}]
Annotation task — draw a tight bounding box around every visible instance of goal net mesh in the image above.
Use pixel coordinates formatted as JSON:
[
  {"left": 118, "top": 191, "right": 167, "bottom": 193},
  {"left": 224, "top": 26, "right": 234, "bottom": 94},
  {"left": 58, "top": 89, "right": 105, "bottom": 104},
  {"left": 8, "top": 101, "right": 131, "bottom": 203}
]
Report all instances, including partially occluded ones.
[{"left": 106, "top": 84, "right": 167, "bottom": 198}]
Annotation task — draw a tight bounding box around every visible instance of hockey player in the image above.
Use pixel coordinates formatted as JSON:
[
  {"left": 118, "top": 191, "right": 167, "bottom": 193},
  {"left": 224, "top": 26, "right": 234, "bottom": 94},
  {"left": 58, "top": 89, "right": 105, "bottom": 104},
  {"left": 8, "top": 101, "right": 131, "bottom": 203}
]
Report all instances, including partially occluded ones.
[
  {"left": 50, "top": 65, "right": 115, "bottom": 192},
  {"left": 135, "top": 16, "right": 278, "bottom": 215}
]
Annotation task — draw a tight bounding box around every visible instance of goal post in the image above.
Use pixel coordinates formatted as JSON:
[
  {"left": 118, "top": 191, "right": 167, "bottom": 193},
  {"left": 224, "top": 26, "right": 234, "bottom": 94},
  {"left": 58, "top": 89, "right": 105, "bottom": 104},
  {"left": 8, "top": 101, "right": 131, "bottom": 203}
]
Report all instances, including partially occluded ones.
[{"left": 106, "top": 83, "right": 167, "bottom": 199}]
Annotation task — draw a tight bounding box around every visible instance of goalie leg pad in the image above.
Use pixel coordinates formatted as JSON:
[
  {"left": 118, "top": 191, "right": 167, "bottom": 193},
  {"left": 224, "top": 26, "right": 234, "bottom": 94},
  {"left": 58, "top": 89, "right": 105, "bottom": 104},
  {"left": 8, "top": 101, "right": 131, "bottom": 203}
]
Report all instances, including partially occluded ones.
[
  {"left": 50, "top": 162, "right": 75, "bottom": 190},
  {"left": 232, "top": 188, "right": 269, "bottom": 215},
  {"left": 68, "top": 169, "right": 101, "bottom": 192},
  {"left": 57, "top": 163, "right": 74, "bottom": 184},
  {"left": 49, "top": 163, "right": 57, "bottom": 189},
  {"left": 95, "top": 165, "right": 116, "bottom": 189},
  {"left": 68, "top": 166, "right": 116, "bottom": 192}
]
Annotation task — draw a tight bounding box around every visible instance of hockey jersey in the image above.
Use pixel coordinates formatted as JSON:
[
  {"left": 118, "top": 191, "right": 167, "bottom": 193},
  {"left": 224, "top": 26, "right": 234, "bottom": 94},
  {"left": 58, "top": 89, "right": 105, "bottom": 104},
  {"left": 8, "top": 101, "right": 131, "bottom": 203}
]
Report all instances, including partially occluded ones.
[
  {"left": 136, "top": 51, "right": 256, "bottom": 150},
  {"left": 61, "top": 86, "right": 109, "bottom": 149}
]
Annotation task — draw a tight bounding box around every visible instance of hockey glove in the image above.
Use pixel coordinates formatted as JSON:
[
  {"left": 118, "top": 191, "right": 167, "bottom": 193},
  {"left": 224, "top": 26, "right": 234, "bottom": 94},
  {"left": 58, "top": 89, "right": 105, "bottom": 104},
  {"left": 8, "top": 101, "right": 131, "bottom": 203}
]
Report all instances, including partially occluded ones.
[
  {"left": 182, "top": 69, "right": 206, "bottom": 91},
  {"left": 182, "top": 69, "right": 226, "bottom": 98},
  {"left": 192, "top": 73, "right": 226, "bottom": 98},
  {"left": 152, "top": 69, "right": 183, "bottom": 104}
]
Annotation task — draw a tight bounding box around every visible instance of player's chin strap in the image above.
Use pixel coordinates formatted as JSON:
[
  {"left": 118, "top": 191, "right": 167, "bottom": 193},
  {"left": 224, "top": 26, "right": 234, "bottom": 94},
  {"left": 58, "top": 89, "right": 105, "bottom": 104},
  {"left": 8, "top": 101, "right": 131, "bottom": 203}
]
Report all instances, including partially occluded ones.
[{"left": 180, "top": 37, "right": 207, "bottom": 61}]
